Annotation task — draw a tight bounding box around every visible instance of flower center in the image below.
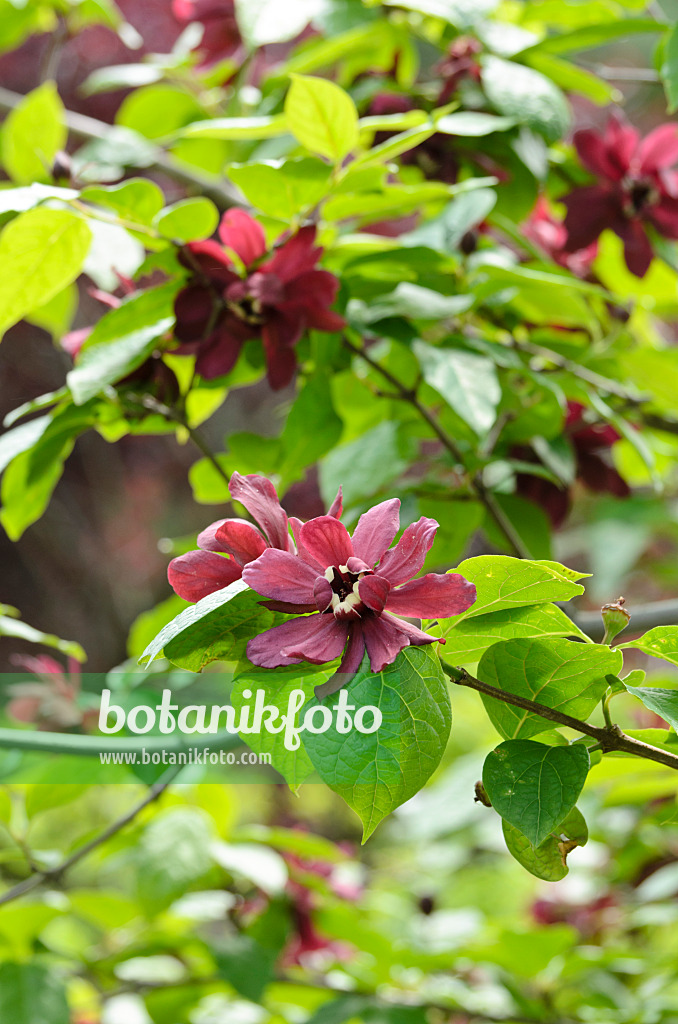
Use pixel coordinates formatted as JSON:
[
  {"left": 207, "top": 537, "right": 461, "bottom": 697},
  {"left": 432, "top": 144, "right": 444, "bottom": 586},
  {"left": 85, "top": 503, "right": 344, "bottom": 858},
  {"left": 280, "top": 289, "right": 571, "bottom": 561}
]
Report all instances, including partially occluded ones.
[
  {"left": 624, "top": 177, "right": 659, "bottom": 215},
  {"left": 324, "top": 565, "right": 366, "bottom": 621}
]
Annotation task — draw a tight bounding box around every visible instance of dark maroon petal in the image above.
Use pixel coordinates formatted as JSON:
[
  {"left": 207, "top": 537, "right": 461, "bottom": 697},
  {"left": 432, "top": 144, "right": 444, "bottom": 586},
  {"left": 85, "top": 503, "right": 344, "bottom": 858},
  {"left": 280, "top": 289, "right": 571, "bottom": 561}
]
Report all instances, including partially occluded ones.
[
  {"left": 515, "top": 473, "right": 571, "bottom": 529},
  {"left": 385, "top": 572, "right": 476, "bottom": 619},
  {"left": 168, "top": 550, "right": 242, "bottom": 603},
  {"left": 361, "top": 614, "right": 412, "bottom": 672},
  {"left": 286, "top": 269, "right": 339, "bottom": 307},
  {"left": 261, "top": 225, "right": 321, "bottom": 283},
  {"left": 562, "top": 186, "right": 621, "bottom": 252},
  {"left": 299, "top": 515, "right": 354, "bottom": 568},
  {"left": 229, "top": 471, "right": 290, "bottom": 551},
  {"left": 327, "top": 486, "right": 343, "bottom": 519},
  {"left": 638, "top": 124, "right": 678, "bottom": 173},
  {"left": 377, "top": 517, "right": 438, "bottom": 587},
  {"left": 242, "top": 548, "right": 318, "bottom": 603},
  {"left": 615, "top": 218, "right": 653, "bottom": 277},
  {"left": 218, "top": 209, "right": 267, "bottom": 267},
  {"left": 577, "top": 452, "right": 630, "bottom": 498},
  {"left": 314, "top": 577, "right": 333, "bottom": 611},
  {"left": 261, "top": 600, "right": 317, "bottom": 613},
  {"left": 197, "top": 519, "right": 228, "bottom": 551},
  {"left": 314, "top": 625, "right": 366, "bottom": 700},
  {"left": 303, "top": 307, "right": 346, "bottom": 332},
  {"left": 194, "top": 319, "right": 250, "bottom": 379},
  {"left": 606, "top": 115, "right": 640, "bottom": 174},
  {"left": 351, "top": 498, "right": 401, "bottom": 567},
  {"left": 262, "top": 322, "right": 299, "bottom": 390},
  {"left": 182, "top": 240, "right": 238, "bottom": 284},
  {"left": 359, "top": 574, "right": 390, "bottom": 613},
  {"left": 247, "top": 616, "right": 323, "bottom": 668},
  {"left": 573, "top": 128, "right": 626, "bottom": 181},
  {"left": 174, "top": 285, "right": 214, "bottom": 343},
  {"left": 215, "top": 519, "right": 268, "bottom": 566},
  {"left": 382, "top": 613, "right": 442, "bottom": 647},
  {"left": 281, "top": 614, "right": 349, "bottom": 665},
  {"left": 647, "top": 195, "right": 678, "bottom": 239}
]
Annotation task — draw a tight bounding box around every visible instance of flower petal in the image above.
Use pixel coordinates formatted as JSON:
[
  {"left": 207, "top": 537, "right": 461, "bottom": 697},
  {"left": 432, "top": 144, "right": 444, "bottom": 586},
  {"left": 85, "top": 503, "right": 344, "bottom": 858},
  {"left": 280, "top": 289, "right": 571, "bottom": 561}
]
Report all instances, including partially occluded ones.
[
  {"left": 281, "top": 613, "right": 349, "bottom": 665},
  {"left": 376, "top": 517, "right": 438, "bottom": 586},
  {"left": 637, "top": 123, "right": 678, "bottom": 173},
  {"left": 262, "top": 321, "right": 299, "bottom": 390},
  {"left": 247, "top": 615, "right": 323, "bottom": 668},
  {"left": 215, "top": 519, "right": 268, "bottom": 566},
  {"left": 361, "top": 614, "right": 411, "bottom": 672},
  {"left": 385, "top": 572, "right": 476, "bottom": 619},
  {"left": 174, "top": 284, "right": 214, "bottom": 343},
  {"left": 218, "top": 209, "right": 267, "bottom": 267},
  {"left": 168, "top": 550, "right": 242, "bottom": 602},
  {"left": 229, "top": 471, "right": 290, "bottom": 551},
  {"left": 573, "top": 127, "right": 626, "bottom": 181},
  {"left": 290, "top": 517, "right": 325, "bottom": 570},
  {"left": 351, "top": 498, "right": 401, "bottom": 567},
  {"left": 327, "top": 486, "right": 343, "bottom": 519},
  {"left": 382, "top": 612, "right": 442, "bottom": 646},
  {"left": 562, "top": 186, "right": 622, "bottom": 252},
  {"left": 261, "top": 225, "right": 321, "bottom": 282},
  {"left": 315, "top": 625, "right": 366, "bottom": 700},
  {"left": 615, "top": 218, "right": 653, "bottom": 277},
  {"left": 181, "top": 240, "right": 238, "bottom": 284},
  {"left": 197, "top": 519, "right": 228, "bottom": 551},
  {"left": 314, "top": 576, "right": 333, "bottom": 611},
  {"left": 358, "top": 574, "right": 390, "bottom": 613},
  {"left": 299, "top": 515, "right": 354, "bottom": 568},
  {"left": 606, "top": 115, "right": 640, "bottom": 173},
  {"left": 647, "top": 194, "right": 678, "bottom": 239},
  {"left": 243, "top": 548, "right": 318, "bottom": 603},
  {"left": 194, "top": 318, "right": 250, "bottom": 379}
]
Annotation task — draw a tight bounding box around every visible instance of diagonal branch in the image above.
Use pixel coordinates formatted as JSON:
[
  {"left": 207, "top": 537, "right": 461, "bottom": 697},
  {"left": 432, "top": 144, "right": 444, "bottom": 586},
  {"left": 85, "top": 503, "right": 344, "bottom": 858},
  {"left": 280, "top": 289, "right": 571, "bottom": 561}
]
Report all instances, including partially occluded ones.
[{"left": 443, "top": 664, "right": 678, "bottom": 771}]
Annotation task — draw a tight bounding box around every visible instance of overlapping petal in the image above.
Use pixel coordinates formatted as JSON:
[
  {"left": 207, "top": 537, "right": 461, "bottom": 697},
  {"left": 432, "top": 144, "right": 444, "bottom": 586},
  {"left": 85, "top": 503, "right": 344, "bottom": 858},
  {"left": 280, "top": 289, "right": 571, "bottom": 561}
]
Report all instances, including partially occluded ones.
[
  {"left": 299, "top": 516, "right": 354, "bottom": 568},
  {"left": 229, "top": 471, "right": 290, "bottom": 551},
  {"left": 215, "top": 519, "right": 268, "bottom": 566},
  {"left": 167, "top": 550, "right": 242, "bottom": 602},
  {"left": 242, "top": 548, "right": 319, "bottom": 604},
  {"left": 351, "top": 498, "right": 401, "bottom": 567},
  {"left": 246, "top": 615, "right": 325, "bottom": 668},
  {"left": 385, "top": 573, "right": 476, "bottom": 619},
  {"left": 377, "top": 517, "right": 438, "bottom": 587},
  {"left": 218, "top": 209, "right": 267, "bottom": 267}
]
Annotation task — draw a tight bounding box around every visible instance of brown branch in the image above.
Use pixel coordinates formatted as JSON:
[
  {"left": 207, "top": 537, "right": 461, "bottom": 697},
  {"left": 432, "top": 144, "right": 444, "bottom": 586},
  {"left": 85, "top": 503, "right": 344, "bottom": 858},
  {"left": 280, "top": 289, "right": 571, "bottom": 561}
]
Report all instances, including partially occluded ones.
[
  {"left": 0, "top": 770, "right": 178, "bottom": 906},
  {"left": 0, "top": 85, "right": 243, "bottom": 211},
  {"left": 444, "top": 665, "right": 678, "bottom": 771},
  {"left": 343, "top": 336, "right": 531, "bottom": 559}
]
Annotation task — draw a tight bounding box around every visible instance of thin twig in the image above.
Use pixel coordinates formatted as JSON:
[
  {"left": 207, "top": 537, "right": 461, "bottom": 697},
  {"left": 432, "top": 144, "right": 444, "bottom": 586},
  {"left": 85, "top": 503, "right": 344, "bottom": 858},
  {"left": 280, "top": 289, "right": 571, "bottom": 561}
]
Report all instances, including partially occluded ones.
[
  {"left": 140, "top": 396, "right": 231, "bottom": 489},
  {"left": 0, "top": 85, "right": 243, "bottom": 211},
  {"left": 343, "top": 336, "right": 531, "bottom": 559},
  {"left": 0, "top": 770, "right": 179, "bottom": 906},
  {"left": 444, "top": 665, "right": 678, "bottom": 771}
]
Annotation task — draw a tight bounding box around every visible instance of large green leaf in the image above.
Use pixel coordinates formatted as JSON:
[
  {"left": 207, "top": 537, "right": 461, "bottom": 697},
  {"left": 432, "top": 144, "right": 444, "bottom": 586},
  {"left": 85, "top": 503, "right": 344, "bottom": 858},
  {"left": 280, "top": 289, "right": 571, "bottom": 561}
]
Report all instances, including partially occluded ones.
[
  {"left": 135, "top": 808, "right": 214, "bottom": 913},
  {"left": 449, "top": 555, "right": 587, "bottom": 622},
  {"left": 624, "top": 684, "right": 678, "bottom": 732},
  {"left": 484, "top": 739, "right": 590, "bottom": 847},
  {"left": 303, "top": 646, "right": 451, "bottom": 841},
  {"left": 140, "top": 580, "right": 276, "bottom": 671},
  {"left": 481, "top": 55, "right": 571, "bottom": 143},
  {"left": 661, "top": 23, "right": 678, "bottom": 113},
  {"left": 0, "top": 963, "right": 69, "bottom": 1024},
  {"left": 502, "top": 805, "right": 588, "bottom": 881},
  {"left": 414, "top": 340, "right": 500, "bottom": 436},
  {"left": 477, "top": 637, "right": 623, "bottom": 740},
  {"left": 66, "top": 283, "right": 177, "bottom": 405},
  {"left": 619, "top": 626, "right": 678, "bottom": 667},
  {"left": 227, "top": 158, "right": 332, "bottom": 219},
  {"left": 279, "top": 373, "right": 343, "bottom": 486},
  {"left": 0, "top": 208, "right": 91, "bottom": 338},
  {"left": 1, "top": 82, "right": 66, "bottom": 184},
  {"left": 319, "top": 420, "right": 408, "bottom": 508},
  {"left": 285, "top": 74, "right": 359, "bottom": 162},
  {"left": 81, "top": 177, "right": 165, "bottom": 225},
  {"left": 235, "top": 0, "right": 326, "bottom": 46},
  {"left": 440, "top": 603, "right": 591, "bottom": 666}
]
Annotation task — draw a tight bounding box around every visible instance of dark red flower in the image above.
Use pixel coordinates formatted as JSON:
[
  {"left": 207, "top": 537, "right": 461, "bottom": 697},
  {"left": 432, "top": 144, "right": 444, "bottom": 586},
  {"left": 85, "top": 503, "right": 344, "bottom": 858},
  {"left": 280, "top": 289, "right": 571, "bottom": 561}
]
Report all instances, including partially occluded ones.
[
  {"left": 173, "top": 211, "right": 345, "bottom": 390},
  {"left": 172, "top": 0, "right": 241, "bottom": 64},
  {"left": 523, "top": 196, "right": 598, "bottom": 277},
  {"left": 515, "top": 401, "right": 630, "bottom": 527},
  {"left": 436, "top": 37, "right": 483, "bottom": 104},
  {"left": 167, "top": 471, "right": 342, "bottom": 602},
  {"left": 7, "top": 655, "right": 95, "bottom": 732},
  {"left": 242, "top": 499, "right": 476, "bottom": 697},
  {"left": 563, "top": 115, "right": 678, "bottom": 276}
]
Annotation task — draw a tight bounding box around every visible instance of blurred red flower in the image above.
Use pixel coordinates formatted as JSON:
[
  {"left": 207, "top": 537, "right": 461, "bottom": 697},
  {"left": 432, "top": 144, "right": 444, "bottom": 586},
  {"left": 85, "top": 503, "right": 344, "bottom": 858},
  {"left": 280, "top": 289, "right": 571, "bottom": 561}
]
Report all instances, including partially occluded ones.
[
  {"left": 523, "top": 196, "right": 598, "bottom": 277},
  {"left": 563, "top": 115, "right": 678, "bottom": 276},
  {"left": 173, "top": 210, "right": 345, "bottom": 389},
  {"left": 172, "top": 0, "right": 242, "bottom": 63}
]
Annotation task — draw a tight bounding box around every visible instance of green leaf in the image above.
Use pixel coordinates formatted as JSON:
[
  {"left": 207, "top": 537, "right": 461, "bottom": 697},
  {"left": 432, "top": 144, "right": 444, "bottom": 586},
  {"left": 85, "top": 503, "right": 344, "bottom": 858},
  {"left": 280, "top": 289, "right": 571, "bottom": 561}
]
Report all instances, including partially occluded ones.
[
  {"left": 0, "top": 414, "right": 51, "bottom": 473},
  {"left": 81, "top": 177, "right": 165, "bottom": 225},
  {"left": 0, "top": 183, "right": 77, "bottom": 215},
  {"left": 619, "top": 626, "right": 678, "bottom": 667},
  {"left": 520, "top": 18, "right": 661, "bottom": 56},
  {"left": 414, "top": 340, "right": 500, "bottom": 436},
  {"left": 0, "top": 608, "right": 85, "bottom": 661},
  {"left": 228, "top": 158, "right": 332, "bottom": 219},
  {"left": 434, "top": 111, "right": 517, "bottom": 136},
  {"left": 153, "top": 197, "right": 219, "bottom": 242},
  {"left": 484, "top": 739, "right": 590, "bottom": 847},
  {"left": 179, "top": 115, "right": 288, "bottom": 140},
  {"left": 351, "top": 284, "right": 472, "bottom": 325},
  {"left": 502, "top": 806, "right": 588, "bottom": 881},
  {"left": 1, "top": 82, "right": 66, "bottom": 184},
  {"left": 481, "top": 55, "right": 571, "bottom": 143},
  {"left": 231, "top": 663, "right": 329, "bottom": 788},
  {"left": 66, "top": 283, "right": 176, "bottom": 405},
  {"left": 303, "top": 646, "right": 451, "bottom": 841},
  {"left": 401, "top": 188, "right": 497, "bottom": 252},
  {"left": 0, "top": 963, "right": 69, "bottom": 1024},
  {"left": 215, "top": 934, "right": 278, "bottom": 1003},
  {"left": 477, "top": 637, "right": 623, "bottom": 740},
  {"left": 235, "top": 0, "right": 327, "bottom": 46},
  {"left": 136, "top": 808, "right": 214, "bottom": 912},
  {"left": 625, "top": 684, "right": 678, "bottom": 732},
  {"left": 280, "top": 374, "right": 343, "bottom": 486},
  {"left": 383, "top": 0, "right": 498, "bottom": 28},
  {"left": 661, "top": 24, "right": 678, "bottom": 113},
  {"left": 319, "top": 420, "right": 408, "bottom": 508},
  {"left": 285, "top": 74, "right": 359, "bottom": 162},
  {"left": 451, "top": 555, "right": 586, "bottom": 622},
  {"left": 0, "top": 208, "right": 92, "bottom": 338},
  {"left": 139, "top": 580, "right": 272, "bottom": 669},
  {"left": 439, "top": 603, "right": 591, "bottom": 666}
]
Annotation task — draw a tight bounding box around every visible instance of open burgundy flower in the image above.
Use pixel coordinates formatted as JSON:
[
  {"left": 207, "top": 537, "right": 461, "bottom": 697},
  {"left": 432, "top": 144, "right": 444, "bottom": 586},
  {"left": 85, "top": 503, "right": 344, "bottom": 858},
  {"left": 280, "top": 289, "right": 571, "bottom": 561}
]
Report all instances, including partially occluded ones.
[
  {"left": 562, "top": 115, "right": 678, "bottom": 277},
  {"left": 173, "top": 210, "right": 345, "bottom": 390},
  {"left": 515, "top": 401, "right": 630, "bottom": 527},
  {"left": 168, "top": 471, "right": 342, "bottom": 602},
  {"left": 242, "top": 500, "right": 476, "bottom": 698},
  {"left": 523, "top": 197, "right": 597, "bottom": 278},
  {"left": 436, "top": 37, "right": 483, "bottom": 103}
]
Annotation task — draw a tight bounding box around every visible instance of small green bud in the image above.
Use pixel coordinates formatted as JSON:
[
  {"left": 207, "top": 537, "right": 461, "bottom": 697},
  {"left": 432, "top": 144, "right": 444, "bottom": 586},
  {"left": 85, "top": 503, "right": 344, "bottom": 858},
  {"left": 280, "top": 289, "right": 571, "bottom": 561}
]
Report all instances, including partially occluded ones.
[{"left": 601, "top": 597, "right": 631, "bottom": 644}]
